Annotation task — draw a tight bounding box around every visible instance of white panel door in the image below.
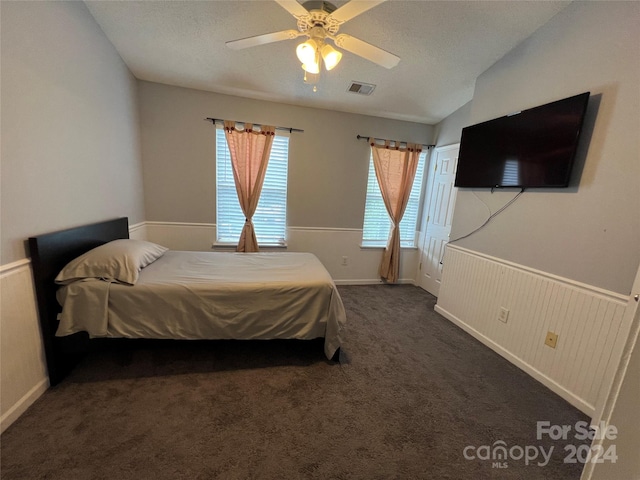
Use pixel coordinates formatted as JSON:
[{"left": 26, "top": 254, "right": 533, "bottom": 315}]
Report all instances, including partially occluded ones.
[{"left": 417, "top": 144, "right": 459, "bottom": 296}]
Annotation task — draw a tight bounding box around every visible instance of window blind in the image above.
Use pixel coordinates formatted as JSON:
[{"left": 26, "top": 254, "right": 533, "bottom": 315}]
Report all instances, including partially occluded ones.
[
  {"left": 362, "top": 150, "right": 427, "bottom": 247},
  {"left": 216, "top": 128, "right": 289, "bottom": 245}
]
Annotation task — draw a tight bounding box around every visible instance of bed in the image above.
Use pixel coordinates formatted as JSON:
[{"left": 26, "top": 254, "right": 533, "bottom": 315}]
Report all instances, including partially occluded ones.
[{"left": 29, "top": 218, "right": 346, "bottom": 385}]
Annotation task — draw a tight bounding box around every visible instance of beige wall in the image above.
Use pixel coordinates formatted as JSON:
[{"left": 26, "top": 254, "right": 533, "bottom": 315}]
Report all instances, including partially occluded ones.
[
  {"left": 138, "top": 81, "right": 434, "bottom": 229},
  {"left": 0, "top": 1, "right": 145, "bottom": 430},
  {"left": 447, "top": 1, "right": 640, "bottom": 295},
  {"left": 0, "top": 1, "right": 146, "bottom": 265},
  {"left": 432, "top": 101, "right": 471, "bottom": 147}
]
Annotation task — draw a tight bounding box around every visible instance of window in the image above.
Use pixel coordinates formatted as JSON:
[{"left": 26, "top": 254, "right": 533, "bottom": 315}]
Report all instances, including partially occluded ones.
[
  {"left": 502, "top": 159, "right": 519, "bottom": 186},
  {"left": 361, "top": 150, "right": 427, "bottom": 247},
  {"left": 216, "top": 128, "right": 289, "bottom": 245}
]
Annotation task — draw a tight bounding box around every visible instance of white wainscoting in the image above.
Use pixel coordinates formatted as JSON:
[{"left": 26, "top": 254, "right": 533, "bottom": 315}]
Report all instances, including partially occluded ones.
[
  {"left": 287, "top": 227, "right": 418, "bottom": 284},
  {"left": 145, "top": 221, "right": 215, "bottom": 251},
  {"left": 0, "top": 260, "right": 49, "bottom": 433},
  {"left": 128, "top": 221, "right": 147, "bottom": 241},
  {"left": 435, "top": 245, "right": 631, "bottom": 417},
  {"left": 144, "top": 222, "right": 419, "bottom": 284},
  {"left": 0, "top": 223, "right": 149, "bottom": 432}
]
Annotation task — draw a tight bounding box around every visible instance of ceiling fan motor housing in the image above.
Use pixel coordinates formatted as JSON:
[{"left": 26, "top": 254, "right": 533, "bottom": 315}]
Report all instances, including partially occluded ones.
[{"left": 297, "top": 1, "right": 341, "bottom": 35}]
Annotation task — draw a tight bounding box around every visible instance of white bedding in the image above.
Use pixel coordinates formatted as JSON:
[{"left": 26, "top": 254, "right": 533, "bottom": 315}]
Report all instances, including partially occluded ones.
[{"left": 56, "top": 251, "right": 346, "bottom": 359}]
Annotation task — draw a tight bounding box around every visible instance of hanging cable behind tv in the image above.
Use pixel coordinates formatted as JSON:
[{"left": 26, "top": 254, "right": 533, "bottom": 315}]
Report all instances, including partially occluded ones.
[{"left": 440, "top": 188, "right": 525, "bottom": 265}]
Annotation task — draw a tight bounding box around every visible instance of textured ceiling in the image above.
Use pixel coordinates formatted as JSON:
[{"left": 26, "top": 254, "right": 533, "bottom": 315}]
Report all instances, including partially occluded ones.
[{"left": 85, "top": 0, "right": 570, "bottom": 124}]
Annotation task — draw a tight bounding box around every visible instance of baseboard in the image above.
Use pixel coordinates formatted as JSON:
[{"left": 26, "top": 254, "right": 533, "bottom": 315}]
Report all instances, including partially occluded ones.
[
  {"left": 0, "top": 377, "right": 49, "bottom": 434},
  {"left": 334, "top": 279, "right": 416, "bottom": 286},
  {"left": 434, "top": 304, "right": 595, "bottom": 417}
]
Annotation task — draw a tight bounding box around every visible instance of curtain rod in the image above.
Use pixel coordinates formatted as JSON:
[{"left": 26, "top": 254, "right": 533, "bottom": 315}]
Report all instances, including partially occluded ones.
[
  {"left": 356, "top": 134, "right": 435, "bottom": 149},
  {"left": 206, "top": 118, "right": 303, "bottom": 134}
]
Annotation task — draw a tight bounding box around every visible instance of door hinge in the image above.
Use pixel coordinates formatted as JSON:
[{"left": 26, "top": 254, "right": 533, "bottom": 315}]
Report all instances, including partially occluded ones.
[
  {"left": 419, "top": 262, "right": 422, "bottom": 270},
  {"left": 427, "top": 215, "right": 430, "bottom": 223},
  {"left": 434, "top": 163, "right": 438, "bottom": 172}
]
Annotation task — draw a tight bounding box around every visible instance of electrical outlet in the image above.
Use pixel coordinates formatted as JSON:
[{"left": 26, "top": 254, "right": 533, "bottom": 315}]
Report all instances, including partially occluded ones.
[
  {"left": 545, "top": 331, "right": 558, "bottom": 349},
  {"left": 498, "top": 307, "right": 509, "bottom": 323},
  {"left": 341, "top": 256, "right": 348, "bottom": 266}
]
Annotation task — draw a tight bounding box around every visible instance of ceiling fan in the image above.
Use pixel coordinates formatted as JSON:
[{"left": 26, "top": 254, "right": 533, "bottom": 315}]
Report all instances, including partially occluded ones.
[{"left": 226, "top": 0, "right": 400, "bottom": 83}]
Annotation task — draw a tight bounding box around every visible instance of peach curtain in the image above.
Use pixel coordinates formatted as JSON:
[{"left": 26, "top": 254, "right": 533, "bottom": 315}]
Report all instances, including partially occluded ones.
[
  {"left": 224, "top": 121, "right": 276, "bottom": 252},
  {"left": 370, "top": 138, "right": 421, "bottom": 283}
]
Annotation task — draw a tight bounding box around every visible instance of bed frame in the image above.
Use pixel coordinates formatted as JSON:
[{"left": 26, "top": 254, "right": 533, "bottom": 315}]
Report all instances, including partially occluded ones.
[
  {"left": 28, "top": 217, "right": 130, "bottom": 385},
  {"left": 29, "top": 217, "right": 341, "bottom": 385}
]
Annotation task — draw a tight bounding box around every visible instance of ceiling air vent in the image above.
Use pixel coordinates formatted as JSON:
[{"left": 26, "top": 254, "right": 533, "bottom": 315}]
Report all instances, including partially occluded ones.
[{"left": 347, "top": 81, "right": 376, "bottom": 96}]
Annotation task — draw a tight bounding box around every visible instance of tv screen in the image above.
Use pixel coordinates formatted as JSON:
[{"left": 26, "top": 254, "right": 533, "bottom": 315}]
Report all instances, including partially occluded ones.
[{"left": 454, "top": 92, "right": 590, "bottom": 188}]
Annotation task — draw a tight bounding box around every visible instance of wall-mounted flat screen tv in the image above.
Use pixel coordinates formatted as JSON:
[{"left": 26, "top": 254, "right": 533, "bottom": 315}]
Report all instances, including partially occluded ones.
[{"left": 454, "top": 92, "right": 590, "bottom": 188}]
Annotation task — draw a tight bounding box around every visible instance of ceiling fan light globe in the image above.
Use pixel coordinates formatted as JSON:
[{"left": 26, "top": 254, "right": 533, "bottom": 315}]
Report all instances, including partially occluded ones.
[
  {"left": 321, "top": 44, "right": 342, "bottom": 71},
  {"left": 296, "top": 39, "right": 318, "bottom": 65},
  {"left": 301, "top": 61, "right": 320, "bottom": 74}
]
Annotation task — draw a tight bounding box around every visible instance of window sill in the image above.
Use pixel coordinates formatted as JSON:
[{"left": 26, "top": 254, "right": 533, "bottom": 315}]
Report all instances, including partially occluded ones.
[
  {"left": 212, "top": 243, "right": 288, "bottom": 250},
  {"left": 359, "top": 244, "right": 418, "bottom": 250}
]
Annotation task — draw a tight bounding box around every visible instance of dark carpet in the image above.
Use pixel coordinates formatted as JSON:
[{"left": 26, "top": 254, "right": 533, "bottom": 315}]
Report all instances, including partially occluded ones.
[{"left": 1, "top": 285, "right": 589, "bottom": 479}]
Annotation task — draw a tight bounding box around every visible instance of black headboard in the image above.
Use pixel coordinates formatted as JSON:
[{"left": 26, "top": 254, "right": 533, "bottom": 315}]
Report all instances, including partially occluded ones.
[{"left": 28, "top": 217, "right": 130, "bottom": 385}]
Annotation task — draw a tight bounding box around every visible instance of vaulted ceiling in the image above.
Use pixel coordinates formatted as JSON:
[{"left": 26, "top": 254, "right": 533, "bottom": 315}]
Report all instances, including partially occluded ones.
[{"left": 85, "top": 0, "right": 570, "bottom": 124}]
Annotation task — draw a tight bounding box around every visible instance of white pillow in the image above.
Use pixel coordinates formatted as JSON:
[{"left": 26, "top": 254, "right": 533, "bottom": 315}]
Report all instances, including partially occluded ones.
[{"left": 55, "top": 239, "right": 168, "bottom": 286}]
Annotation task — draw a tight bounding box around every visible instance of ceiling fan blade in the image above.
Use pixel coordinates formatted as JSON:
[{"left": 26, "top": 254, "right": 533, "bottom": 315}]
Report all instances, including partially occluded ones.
[
  {"left": 226, "top": 30, "right": 301, "bottom": 50},
  {"left": 334, "top": 34, "right": 400, "bottom": 69},
  {"left": 329, "top": 0, "right": 386, "bottom": 24},
  {"left": 274, "top": 0, "right": 309, "bottom": 18}
]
